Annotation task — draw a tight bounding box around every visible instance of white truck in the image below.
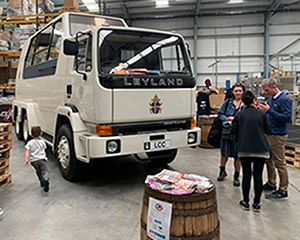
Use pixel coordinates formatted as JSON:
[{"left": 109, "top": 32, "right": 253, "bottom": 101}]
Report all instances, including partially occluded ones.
[{"left": 13, "top": 12, "right": 200, "bottom": 181}]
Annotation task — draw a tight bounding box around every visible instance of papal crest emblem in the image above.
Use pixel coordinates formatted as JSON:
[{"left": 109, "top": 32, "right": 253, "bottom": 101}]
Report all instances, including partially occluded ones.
[{"left": 149, "top": 95, "right": 163, "bottom": 114}]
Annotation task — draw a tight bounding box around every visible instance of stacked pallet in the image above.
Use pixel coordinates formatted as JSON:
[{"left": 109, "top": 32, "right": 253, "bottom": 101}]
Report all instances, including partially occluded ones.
[
  {"left": 0, "top": 123, "right": 12, "bottom": 189},
  {"left": 285, "top": 143, "right": 300, "bottom": 169}
]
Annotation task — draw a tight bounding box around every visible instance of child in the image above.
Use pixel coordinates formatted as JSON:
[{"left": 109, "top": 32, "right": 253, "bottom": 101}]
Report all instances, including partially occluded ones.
[
  {"left": 25, "top": 126, "right": 49, "bottom": 192},
  {"left": 231, "top": 91, "right": 271, "bottom": 212}
]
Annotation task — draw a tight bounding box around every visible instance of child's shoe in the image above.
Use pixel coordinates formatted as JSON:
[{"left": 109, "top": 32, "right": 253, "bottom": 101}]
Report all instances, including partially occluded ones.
[{"left": 44, "top": 181, "right": 49, "bottom": 193}]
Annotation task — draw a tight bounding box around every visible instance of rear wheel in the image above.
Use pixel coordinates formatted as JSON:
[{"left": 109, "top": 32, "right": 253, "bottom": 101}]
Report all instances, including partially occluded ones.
[
  {"left": 15, "top": 114, "right": 24, "bottom": 141},
  {"left": 147, "top": 149, "right": 177, "bottom": 166},
  {"left": 22, "top": 114, "right": 30, "bottom": 143},
  {"left": 57, "top": 124, "right": 85, "bottom": 181}
]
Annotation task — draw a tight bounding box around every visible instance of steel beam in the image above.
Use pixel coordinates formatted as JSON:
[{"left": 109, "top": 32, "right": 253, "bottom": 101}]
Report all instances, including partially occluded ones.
[
  {"left": 193, "top": 16, "right": 198, "bottom": 81},
  {"left": 118, "top": 0, "right": 130, "bottom": 18},
  {"left": 264, "top": 13, "right": 270, "bottom": 78}
]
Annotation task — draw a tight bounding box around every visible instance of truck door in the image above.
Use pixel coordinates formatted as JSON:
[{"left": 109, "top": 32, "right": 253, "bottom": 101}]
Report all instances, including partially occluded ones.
[{"left": 64, "top": 33, "right": 95, "bottom": 123}]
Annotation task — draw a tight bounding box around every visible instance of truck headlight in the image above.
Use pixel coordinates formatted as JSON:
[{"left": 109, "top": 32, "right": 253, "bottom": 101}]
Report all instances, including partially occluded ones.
[
  {"left": 106, "top": 140, "right": 121, "bottom": 154},
  {"left": 187, "top": 132, "right": 197, "bottom": 144}
]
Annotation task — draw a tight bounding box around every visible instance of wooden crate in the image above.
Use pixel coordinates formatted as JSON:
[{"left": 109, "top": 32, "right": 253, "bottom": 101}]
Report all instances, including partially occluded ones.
[
  {"left": 0, "top": 123, "right": 12, "bottom": 133},
  {"left": 0, "top": 165, "right": 9, "bottom": 177},
  {"left": 0, "top": 141, "right": 12, "bottom": 153},
  {"left": 0, "top": 150, "right": 9, "bottom": 161},
  {"left": 0, "top": 158, "right": 9, "bottom": 171},
  {"left": 0, "top": 173, "right": 11, "bottom": 189},
  {"left": 285, "top": 143, "right": 300, "bottom": 168},
  {"left": 0, "top": 132, "right": 12, "bottom": 142}
]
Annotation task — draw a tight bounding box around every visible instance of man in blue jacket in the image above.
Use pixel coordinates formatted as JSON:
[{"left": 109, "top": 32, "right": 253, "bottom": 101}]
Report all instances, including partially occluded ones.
[{"left": 259, "top": 78, "right": 292, "bottom": 200}]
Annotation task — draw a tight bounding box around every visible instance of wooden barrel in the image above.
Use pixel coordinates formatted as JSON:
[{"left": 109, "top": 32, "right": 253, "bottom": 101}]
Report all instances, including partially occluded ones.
[
  {"left": 198, "top": 116, "right": 216, "bottom": 148},
  {"left": 141, "top": 185, "right": 220, "bottom": 240}
]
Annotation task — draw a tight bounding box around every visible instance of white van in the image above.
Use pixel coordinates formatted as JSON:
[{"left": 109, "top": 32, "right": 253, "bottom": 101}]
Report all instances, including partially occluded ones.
[{"left": 13, "top": 13, "right": 200, "bottom": 181}]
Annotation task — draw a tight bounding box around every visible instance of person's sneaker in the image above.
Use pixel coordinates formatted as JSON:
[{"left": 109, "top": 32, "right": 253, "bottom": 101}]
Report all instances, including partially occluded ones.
[
  {"left": 40, "top": 181, "right": 44, "bottom": 188},
  {"left": 252, "top": 203, "right": 261, "bottom": 212},
  {"left": 217, "top": 170, "right": 227, "bottom": 181},
  {"left": 262, "top": 182, "right": 276, "bottom": 191},
  {"left": 44, "top": 181, "right": 49, "bottom": 193},
  {"left": 233, "top": 178, "right": 240, "bottom": 187},
  {"left": 265, "top": 190, "right": 288, "bottom": 200},
  {"left": 239, "top": 200, "right": 250, "bottom": 211},
  {"left": 0, "top": 208, "right": 3, "bottom": 216}
]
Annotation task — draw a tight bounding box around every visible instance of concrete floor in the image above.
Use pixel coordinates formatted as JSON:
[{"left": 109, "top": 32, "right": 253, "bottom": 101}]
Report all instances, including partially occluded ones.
[{"left": 1, "top": 133, "right": 300, "bottom": 240}]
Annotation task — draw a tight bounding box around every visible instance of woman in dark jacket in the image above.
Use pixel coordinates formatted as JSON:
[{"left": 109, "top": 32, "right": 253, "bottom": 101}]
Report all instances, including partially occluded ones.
[
  {"left": 217, "top": 83, "right": 245, "bottom": 186},
  {"left": 232, "top": 90, "right": 271, "bottom": 212}
]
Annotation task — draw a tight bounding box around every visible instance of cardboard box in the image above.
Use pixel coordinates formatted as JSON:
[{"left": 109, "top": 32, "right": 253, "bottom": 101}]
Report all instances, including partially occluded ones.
[
  {"left": 209, "top": 94, "right": 225, "bottom": 109},
  {"left": 0, "top": 62, "right": 18, "bottom": 84},
  {"left": 61, "top": 0, "right": 80, "bottom": 12}
]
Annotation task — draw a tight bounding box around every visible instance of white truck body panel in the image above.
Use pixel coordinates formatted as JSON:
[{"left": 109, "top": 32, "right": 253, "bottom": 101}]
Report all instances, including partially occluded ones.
[
  {"left": 112, "top": 89, "right": 194, "bottom": 123},
  {"left": 13, "top": 12, "right": 200, "bottom": 163}
]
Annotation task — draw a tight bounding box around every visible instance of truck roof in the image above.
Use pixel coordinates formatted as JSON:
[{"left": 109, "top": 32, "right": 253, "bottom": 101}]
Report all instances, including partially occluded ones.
[{"left": 31, "top": 12, "right": 181, "bottom": 40}]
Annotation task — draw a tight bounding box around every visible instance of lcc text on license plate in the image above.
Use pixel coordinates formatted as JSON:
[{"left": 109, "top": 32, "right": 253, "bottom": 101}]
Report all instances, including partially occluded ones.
[{"left": 144, "top": 140, "right": 171, "bottom": 150}]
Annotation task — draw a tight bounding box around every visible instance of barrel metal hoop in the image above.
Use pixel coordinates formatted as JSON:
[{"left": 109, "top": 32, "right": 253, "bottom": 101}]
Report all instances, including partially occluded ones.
[
  {"left": 141, "top": 221, "right": 220, "bottom": 240},
  {"left": 144, "top": 185, "right": 216, "bottom": 203}
]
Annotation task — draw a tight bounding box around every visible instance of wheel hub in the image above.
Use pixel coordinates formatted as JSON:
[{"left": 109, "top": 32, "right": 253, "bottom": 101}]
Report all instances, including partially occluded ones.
[{"left": 57, "top": 136, "right": 70, "bottom": 169}]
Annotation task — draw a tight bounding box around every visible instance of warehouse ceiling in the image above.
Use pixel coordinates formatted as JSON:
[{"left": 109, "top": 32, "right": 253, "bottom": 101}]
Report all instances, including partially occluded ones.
[
  {"left": 1, "top": 0, "right": 300, "bottom": 20},
  {"left": 52, "top": 0, "right": 300, "bottom": 20}
]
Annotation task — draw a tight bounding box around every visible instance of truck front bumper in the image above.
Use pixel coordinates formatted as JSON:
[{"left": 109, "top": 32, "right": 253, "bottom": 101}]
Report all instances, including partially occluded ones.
[{"left": 74, "top": 128, "right": 201, "bottom": 161}]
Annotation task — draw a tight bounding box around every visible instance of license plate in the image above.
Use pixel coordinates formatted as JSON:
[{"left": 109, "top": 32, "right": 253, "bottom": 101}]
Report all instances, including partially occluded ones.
[{"left": 144, "top": 140, "right": 171, "bottom": 150}]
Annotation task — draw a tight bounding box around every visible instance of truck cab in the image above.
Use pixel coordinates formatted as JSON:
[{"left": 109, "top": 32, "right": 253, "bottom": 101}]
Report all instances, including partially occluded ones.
[{"left": 13, "top": 12, "right": 200, "bottom": 181}]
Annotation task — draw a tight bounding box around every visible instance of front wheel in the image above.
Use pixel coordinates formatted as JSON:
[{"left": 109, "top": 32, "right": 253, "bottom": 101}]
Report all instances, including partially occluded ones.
[
  {"left": 147, "top": 149, "right": 177, "bottom": 166},
  {"left": 56, "top": 124, "right": 85, "bottom": 181}
]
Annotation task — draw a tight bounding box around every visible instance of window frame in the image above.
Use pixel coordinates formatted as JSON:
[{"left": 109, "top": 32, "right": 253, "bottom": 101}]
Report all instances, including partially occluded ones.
[
  {"left": 23, "top": 19, "right": 62, "bottom": 79},
  {"left": 97, "top": 28, "right": 196, "bottom": 89},
  {"left": 74, "top": 33, "right": 93, "bottom": 73}
]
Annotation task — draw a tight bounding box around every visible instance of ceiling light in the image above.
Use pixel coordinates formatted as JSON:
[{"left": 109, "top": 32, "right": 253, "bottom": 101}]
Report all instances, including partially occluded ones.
[
  {"left": 81, "top": 0, "right": 98, "bottom": 11},
  {"left": 228, "top": 0, "right": 245, "bottom": 4},
  {"left": 156, "top": 0, "right": 169, "bottom": 8}
]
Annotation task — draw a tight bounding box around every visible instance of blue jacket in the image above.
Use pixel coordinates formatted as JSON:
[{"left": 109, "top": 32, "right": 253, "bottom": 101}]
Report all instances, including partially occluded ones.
[
  {"left": 266, "top": 92, "right": 292, "bottom": 135},
  {"left": 218, "top": 99, "right": 243, "bottom": 122}
]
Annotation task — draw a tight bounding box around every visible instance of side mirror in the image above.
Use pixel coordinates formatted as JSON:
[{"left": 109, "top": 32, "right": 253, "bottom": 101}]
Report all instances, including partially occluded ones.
[{"left": 63, "top": 39, "right": 78, "bottom": 56}]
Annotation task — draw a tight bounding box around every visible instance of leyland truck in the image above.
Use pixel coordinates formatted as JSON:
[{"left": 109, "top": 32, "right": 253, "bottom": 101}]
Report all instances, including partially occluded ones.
[{"left": 13, "top": 12, "right": 200, "bottom": 181}]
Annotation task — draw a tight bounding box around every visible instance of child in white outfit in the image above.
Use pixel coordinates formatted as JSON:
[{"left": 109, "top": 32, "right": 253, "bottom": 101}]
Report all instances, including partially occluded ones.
[{"left": 25, "top": 126, "right": 49, "bottom": 192}]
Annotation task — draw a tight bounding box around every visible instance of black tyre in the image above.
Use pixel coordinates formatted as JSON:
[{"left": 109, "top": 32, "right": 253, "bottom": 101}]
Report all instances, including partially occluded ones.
[
  {"left": 56, "top": 124, "right": 85, "bottom": 181},
  {"left": 15, "top": 113, "right": 24, "bottom": 141},
  {"left": 147, "top": 149, "right": 178, "bottom": 166}
]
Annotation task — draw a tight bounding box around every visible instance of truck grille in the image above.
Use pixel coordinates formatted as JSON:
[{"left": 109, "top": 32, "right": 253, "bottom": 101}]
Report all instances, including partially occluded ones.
[{"left": 111, "top": 119, "right": 191, "bottom": 136}]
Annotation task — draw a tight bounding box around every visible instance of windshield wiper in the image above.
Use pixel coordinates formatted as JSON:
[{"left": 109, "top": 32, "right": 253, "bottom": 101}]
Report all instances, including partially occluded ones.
[{"left": 160, "top": 71, "right": 189, "bottom": 75}]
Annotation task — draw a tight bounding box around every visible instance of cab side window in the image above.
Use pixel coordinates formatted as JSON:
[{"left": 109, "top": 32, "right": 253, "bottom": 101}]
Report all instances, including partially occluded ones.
[
  {"left": 24, "top": 20, "right": 63, "bottom": 79},
  {"left": 75, "top": 35, "right": 92, "bottom": 72}
]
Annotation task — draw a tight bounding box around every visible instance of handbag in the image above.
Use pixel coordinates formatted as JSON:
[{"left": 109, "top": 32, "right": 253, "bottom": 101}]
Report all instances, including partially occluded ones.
[
  {"left": 207, "top": 118, "right": 223, "bottom": 148},
  {"left": 207, "top": 100, "right": 230, "bottom": 148},
  {"left": 221, "top": 122, "right": 234, "bottom": 141}
]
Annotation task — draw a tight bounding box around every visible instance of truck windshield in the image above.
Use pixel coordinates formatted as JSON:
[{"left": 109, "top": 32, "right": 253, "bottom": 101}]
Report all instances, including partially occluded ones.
[{"left": 98, "top": 30, "right": 192, "bottom": 76}]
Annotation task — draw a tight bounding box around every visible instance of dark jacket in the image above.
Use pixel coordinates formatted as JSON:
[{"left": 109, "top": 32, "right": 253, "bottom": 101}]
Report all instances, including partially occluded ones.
[
  {"left": 231, "top": 106, "right": 271, "bottom": 153},
  {"left": 197, "top": 92, "right": 211, "bottom": 115}
]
